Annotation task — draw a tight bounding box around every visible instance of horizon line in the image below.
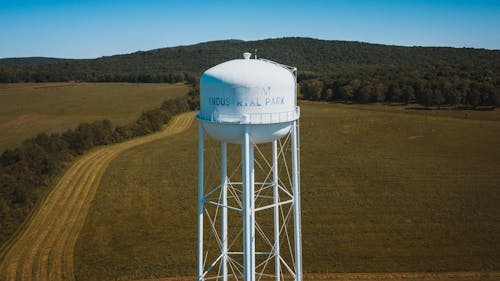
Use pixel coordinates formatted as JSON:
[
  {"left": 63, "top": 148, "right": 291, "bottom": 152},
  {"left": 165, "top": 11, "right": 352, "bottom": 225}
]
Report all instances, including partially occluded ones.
[{"left": 1, "top": 36, "right": 498, "bottom": 60}]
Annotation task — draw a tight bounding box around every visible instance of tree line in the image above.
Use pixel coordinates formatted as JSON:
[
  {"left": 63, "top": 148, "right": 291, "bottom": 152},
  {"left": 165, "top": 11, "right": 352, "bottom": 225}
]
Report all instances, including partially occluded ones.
[
  {"left": 299, "top": 67, "right": 499, "bottom": 108},
  {"left": 0, "top": 68, "right": 197, "bottom": 84},
  {"left": 0, "top": 92, "right": 197, "bottom": 246}
]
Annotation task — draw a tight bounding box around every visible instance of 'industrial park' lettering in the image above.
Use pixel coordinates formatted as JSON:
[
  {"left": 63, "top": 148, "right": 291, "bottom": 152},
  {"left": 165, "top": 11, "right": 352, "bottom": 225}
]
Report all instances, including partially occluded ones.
[
  {"left": 208, "top": 96, "right": 285, "bottom": 107},
  {"left": 208, "top": 97, "right": 231, "bottom": 106}
]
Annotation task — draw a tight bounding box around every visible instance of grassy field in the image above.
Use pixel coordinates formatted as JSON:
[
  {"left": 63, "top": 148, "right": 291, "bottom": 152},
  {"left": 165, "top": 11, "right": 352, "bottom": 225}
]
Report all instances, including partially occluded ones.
[
  {"left": 0, "top": 113, "right": 195, "bottom": 281},
  {"left": 0, "top": 82, "right": 189, "bottom": 152},
  {"left": 74, "top": 102, "right": 500, "bottom": 280}
]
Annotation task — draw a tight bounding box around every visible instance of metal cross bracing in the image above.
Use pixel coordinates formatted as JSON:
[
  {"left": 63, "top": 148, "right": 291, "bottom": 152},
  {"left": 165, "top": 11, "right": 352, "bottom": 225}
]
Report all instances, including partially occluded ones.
[{"left": 197, "top": 121, "right": 302, "bottom": 281}]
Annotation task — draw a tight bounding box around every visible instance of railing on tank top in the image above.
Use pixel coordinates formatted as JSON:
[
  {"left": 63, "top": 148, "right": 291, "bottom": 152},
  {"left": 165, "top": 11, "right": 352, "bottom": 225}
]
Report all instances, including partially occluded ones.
[{"left": 203, "top": 107, "right": 300, "bottom": 124}]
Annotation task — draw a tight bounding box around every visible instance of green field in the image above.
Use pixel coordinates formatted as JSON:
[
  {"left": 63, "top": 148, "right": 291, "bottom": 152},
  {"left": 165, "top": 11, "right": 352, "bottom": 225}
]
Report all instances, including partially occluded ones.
[
  {"left": 74, "top": 102, "right": 500, "bottom": 280},
  {"left": 0, "top": 82, "right": 189, "bottom": 152}
]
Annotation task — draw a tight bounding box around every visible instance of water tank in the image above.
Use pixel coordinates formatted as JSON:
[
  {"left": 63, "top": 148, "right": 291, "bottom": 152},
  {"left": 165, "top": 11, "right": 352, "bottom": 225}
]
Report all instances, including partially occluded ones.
[{"left": 198, "top": 53, "right": 299, "bottom": 144}]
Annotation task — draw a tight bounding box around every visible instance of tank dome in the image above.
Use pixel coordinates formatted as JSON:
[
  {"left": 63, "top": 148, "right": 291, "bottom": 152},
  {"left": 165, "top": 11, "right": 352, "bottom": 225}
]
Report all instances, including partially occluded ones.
[{"left": 198, "top": 55, "right": 299, "bottom": 144}]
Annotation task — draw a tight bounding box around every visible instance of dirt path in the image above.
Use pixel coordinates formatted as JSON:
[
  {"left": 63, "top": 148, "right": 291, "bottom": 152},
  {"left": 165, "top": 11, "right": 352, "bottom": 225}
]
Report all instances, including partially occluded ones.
[{"left": 0, "top": 112, "right": 196, "bottom": 281}]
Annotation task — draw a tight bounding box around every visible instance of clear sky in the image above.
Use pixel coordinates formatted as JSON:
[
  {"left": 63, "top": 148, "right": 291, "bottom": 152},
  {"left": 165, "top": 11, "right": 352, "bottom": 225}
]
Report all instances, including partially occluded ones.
[{"left": 1, "top": 0, "right": 499, "bottom": 59}]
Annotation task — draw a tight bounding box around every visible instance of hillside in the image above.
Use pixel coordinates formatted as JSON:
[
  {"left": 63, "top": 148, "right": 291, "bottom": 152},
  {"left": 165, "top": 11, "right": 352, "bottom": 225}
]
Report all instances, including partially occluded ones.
[
  {"left": 0, "top": 37, "right": 498, "bottom": 83},
  {"left": 0, "top": 57, "right": 74, "bottom": 67}
]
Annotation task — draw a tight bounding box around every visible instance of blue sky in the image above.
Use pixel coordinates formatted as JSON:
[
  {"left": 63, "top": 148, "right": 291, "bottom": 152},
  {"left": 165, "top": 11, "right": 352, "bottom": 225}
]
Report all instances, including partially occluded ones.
[{"left": 1, "top": 0, "right": 499, "bottom": 58}]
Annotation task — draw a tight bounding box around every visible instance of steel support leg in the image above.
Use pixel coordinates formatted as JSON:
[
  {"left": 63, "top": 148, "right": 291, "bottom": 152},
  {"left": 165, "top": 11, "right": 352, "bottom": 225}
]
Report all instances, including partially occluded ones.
[
  {"left": 272, "top": 141, "right": 280, "bottom": 281},
  {"left": 291, "top": 121, "right": 302, "bottom": 281},
  {"left": 221, "top": 142, "right": 228, "bottom": 281},
  {"left": 243, "top": 126, "right": 254, "bottom": 281},
  {"left": 250, "top": 140, "right": 255, "bottom": 281},
  {"left": 197, "top": 124, "right": 204, "bottom": 281}
]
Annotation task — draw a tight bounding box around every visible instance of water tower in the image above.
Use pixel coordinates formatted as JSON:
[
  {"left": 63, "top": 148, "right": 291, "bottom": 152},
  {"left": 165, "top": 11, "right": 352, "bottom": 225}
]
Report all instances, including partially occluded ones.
[{"left": 197, "top": 53, "right": 302, "bottom": 281}]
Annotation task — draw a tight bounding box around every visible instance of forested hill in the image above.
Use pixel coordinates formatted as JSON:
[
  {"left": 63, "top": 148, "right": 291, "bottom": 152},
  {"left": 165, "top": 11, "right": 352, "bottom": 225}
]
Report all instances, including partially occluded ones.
[
  {"left": 1, "top": 37, "right": 498, "bottom": 83},
  {"left": 0, "top": 57, "right": 75, "bottom": 67}
]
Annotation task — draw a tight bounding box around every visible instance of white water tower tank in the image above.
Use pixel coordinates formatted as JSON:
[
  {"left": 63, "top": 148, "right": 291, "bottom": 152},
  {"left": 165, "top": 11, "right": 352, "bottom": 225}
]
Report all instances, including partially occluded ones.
[
  {"left": 197, "top": 53, "right": 303, "bottom": 281},
  {"left": 198, "top": 53, "right": 299, "bottom": 144}
]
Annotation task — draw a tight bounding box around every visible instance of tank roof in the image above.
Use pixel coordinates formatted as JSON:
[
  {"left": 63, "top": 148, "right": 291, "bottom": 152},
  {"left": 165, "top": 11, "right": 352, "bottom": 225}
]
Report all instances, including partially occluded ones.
[{"left": 202, "top": 59, "right": 295, "bottom": 88}]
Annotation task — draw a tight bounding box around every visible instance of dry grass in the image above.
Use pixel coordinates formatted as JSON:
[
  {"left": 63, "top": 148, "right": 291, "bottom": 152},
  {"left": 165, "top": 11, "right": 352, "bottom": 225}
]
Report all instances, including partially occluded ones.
[
  {"left": 73, "top": 102, "right": 500, "bottom": 280},
  {"left": 0, "top": 82, "right": 189, "bottom": 152}
]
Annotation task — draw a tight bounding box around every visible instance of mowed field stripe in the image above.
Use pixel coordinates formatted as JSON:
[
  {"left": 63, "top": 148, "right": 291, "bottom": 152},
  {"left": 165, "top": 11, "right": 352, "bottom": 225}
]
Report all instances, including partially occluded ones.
[
  {"left": 30, "top": 150, "right": 111, "bottom": 281},
  {"left": 0, "top": 112, "right": 195, "bottom": 281},
  {"left": 45, "top": 151, "right": 117, "bottom": 281},
  {"left": 6, "top": 150, "right": 109, "bottom": 281}
]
